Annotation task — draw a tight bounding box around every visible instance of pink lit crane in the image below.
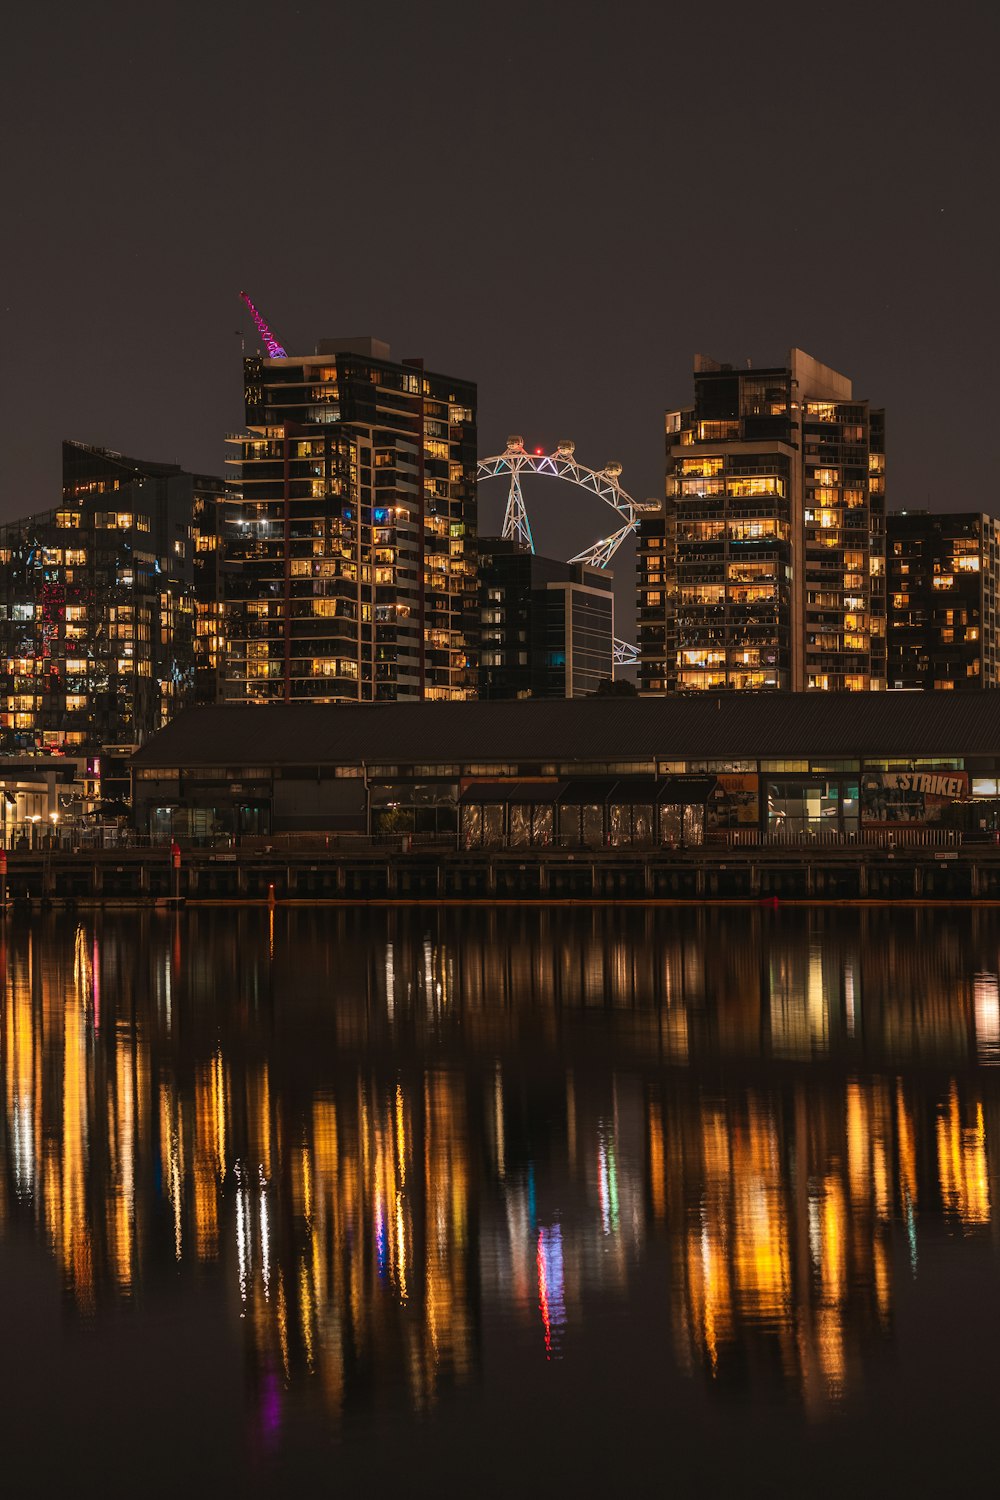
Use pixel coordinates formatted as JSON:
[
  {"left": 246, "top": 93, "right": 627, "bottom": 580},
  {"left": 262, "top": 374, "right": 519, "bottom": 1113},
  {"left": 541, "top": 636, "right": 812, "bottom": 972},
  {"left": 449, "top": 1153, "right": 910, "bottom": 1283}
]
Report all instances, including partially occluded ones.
[{"left": 239, "top": 291, "right": 287, "bottom": 358}]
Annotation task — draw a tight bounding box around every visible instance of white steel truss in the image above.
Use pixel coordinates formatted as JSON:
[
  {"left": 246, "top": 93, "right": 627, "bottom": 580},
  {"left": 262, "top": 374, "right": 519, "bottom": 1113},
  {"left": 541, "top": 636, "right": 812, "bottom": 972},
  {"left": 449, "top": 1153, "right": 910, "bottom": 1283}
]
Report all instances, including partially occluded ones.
[
  {"left": 477, "top": 436, "right": 656, "bottom": 673},
  {"left": 613, "top": 637, "right": 639, "bottom": 667},
  {"left": 477, "top": 436, "right": 659, "bottom": 567}
]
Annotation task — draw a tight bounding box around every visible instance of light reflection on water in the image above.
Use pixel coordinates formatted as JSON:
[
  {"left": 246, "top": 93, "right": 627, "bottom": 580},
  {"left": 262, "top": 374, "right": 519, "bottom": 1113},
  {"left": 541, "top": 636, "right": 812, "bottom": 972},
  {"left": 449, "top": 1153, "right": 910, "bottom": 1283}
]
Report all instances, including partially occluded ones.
[{"left": 3, "top": 907, "right": 1000, "bottom": 1489}]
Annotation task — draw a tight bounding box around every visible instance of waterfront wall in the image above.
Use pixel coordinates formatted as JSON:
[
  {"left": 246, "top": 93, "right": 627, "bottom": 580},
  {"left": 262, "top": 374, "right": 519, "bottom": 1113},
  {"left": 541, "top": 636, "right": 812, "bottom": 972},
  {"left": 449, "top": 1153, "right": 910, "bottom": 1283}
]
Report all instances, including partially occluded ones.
[{"left": 5, "top": 844, "right": 1000, "bottom": 905}]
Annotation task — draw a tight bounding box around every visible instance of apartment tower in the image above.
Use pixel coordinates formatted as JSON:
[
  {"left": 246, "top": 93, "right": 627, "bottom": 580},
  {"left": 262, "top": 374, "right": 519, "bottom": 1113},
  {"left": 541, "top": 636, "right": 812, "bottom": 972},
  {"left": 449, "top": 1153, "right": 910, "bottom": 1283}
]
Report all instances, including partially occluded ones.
[
  {"left": 638, "top": 349, "right": 886, "bottom": 692},
  {"left": 224, "top": 336, "right": 478, "bottom": 703},
  {"left": 0, "top": 441, "right": 232, "bottom": 753}
]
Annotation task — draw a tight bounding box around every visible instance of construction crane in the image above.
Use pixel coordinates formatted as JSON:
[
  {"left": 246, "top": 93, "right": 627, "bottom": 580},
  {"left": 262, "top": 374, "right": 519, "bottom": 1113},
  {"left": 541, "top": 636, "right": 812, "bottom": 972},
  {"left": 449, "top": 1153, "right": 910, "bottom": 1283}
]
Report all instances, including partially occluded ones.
[{"left": 239, "top": 291, "right": 287, "bottom": 358}]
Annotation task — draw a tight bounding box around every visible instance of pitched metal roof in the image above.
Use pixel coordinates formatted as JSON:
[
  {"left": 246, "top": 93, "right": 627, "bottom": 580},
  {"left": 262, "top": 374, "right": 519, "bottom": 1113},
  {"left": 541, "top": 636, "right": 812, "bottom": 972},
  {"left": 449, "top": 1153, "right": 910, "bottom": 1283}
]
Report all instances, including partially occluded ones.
[{"left": 131, "top": 693, "right": 1000, "bottom": 769}]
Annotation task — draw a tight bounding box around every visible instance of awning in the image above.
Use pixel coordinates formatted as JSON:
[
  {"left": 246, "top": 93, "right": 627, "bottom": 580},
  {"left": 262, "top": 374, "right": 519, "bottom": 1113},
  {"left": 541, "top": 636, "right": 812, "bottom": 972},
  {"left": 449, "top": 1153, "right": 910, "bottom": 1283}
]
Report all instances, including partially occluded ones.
[
  {"left": 658, "top": 774, "right": 717, "bottom": 805},
  {"left": 459, "top": 779, "right": 565, "bottom": 806},
  {"left": 606, "top": 777, "right": 661, "bottom": 803},
  {"left": 558, "top": 779, "right": 617, "bottom": 805}
]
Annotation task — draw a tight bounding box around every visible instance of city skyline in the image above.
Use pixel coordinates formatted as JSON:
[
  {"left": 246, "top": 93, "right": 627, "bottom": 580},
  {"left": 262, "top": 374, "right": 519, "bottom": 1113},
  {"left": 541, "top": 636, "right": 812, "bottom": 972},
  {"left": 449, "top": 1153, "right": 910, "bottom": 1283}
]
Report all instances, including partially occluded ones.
[{"left": 2, "top": 0, "right": 997, "bottom": 561}]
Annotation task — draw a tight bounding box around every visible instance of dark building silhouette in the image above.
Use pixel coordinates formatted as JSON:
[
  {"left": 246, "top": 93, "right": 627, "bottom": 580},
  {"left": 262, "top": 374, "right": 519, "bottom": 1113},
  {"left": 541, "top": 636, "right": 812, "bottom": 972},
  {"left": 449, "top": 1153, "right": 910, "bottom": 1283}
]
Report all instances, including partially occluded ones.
[
  {"left": 887, "top": 511, "right": 1000, "bottom": 689},
  {"left": 478, "top": 538, "right": 614, "bottom": 699}
]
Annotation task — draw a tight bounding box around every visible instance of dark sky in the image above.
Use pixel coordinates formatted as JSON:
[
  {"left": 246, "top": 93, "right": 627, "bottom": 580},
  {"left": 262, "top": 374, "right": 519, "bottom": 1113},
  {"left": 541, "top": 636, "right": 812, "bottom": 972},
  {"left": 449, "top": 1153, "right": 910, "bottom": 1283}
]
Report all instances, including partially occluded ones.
[{"left": 3, "top": 0, "right": 998, "bottom": 569}]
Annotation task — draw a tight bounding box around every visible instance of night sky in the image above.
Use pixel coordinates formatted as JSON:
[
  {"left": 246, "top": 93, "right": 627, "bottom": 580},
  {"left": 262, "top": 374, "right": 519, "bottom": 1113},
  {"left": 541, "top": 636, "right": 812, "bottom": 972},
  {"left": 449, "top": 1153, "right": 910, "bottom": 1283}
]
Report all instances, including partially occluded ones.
[{"left": 3, "top": 0, "right": 998, "bottom": 569}]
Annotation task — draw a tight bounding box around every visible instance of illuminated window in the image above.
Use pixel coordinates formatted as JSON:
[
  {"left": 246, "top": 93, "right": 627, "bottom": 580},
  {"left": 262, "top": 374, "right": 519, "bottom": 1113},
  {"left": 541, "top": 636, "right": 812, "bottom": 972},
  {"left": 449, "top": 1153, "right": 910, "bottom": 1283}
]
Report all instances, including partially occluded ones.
[
  {"left": 678, "top": 456, "right": 724, "bottom": 477},
  {"left": 728, "top": 476, "right": 784, "bottom": 498},
  {"left": 680, "top": 478, "right": 724, "bottom": 496}
]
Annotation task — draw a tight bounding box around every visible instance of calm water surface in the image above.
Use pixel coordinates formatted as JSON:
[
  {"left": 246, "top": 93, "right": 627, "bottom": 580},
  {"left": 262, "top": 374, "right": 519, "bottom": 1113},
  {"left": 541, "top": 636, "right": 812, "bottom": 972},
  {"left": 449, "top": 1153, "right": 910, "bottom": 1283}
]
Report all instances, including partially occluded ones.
[{"left": 2, "top": 907, "right": 1000, "bottom": 1495}]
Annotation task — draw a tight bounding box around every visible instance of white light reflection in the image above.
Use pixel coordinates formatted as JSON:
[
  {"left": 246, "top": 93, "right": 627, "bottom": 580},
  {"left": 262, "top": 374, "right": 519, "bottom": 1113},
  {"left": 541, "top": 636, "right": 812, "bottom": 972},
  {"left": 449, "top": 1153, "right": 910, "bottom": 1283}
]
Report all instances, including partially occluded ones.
[
  {"left": 974, "top": 973, "right": 1000, "bottom": 1062},
  {"left": 12, "top": 1094, "right": 33, "bottom": 1198},
  {"left": 844, "top": 963, "right": 856, "bottom": 1038},
  {"left": 235, "top": 1160, "right": 252, "bottom": 1313},
  {"left": 259, "top": 1165, "right": 271, "bottom": 1300}
]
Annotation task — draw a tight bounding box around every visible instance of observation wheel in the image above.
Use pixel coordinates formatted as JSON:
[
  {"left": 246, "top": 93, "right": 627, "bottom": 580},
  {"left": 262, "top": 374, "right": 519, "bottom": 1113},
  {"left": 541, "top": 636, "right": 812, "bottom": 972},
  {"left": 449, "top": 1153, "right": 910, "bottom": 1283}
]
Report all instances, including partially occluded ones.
[{"left": 477, "top": 437, "right": 659, "bottom": 666}]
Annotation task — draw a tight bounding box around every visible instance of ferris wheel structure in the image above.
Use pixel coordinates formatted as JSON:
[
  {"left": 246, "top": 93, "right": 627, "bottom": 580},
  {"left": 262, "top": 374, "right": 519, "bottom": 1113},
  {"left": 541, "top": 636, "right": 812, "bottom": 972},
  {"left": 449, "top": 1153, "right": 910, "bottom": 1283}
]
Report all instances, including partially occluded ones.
[{"left": 476, "top": 437, "right": 659, "bottom": 666}]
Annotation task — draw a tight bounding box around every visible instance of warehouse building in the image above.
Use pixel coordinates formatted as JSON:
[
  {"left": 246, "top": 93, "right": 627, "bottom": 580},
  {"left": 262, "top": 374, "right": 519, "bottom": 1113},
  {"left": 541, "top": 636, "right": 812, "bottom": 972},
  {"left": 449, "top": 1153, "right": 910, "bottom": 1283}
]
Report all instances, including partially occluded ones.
[{"left": 130, "top": 693, "right": 1000, "bottom": 848}]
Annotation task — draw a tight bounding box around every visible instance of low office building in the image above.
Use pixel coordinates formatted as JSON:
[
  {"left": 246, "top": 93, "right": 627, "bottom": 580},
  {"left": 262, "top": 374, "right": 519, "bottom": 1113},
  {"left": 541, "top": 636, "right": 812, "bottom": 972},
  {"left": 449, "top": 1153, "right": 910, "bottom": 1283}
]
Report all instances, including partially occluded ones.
[
  {"left": 887, "top": 511, "right": 1000, "bottom": 689},
  {"left": 478, "top": 539, "right": 614, "bottom": 698},
  {"left": 0, "top": 755, "right": 96, "bottom": 845},
  {"left": 130, "top": 692, "right": 1000, "bottom": 847}
]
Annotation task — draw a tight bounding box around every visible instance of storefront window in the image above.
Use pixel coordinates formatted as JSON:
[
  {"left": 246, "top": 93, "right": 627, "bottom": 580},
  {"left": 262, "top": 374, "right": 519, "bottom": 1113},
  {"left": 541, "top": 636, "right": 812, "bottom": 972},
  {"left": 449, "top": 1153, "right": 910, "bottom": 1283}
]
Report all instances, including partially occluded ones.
[{"left": 767, "top": 779, "right": 841, "bottom": 835}]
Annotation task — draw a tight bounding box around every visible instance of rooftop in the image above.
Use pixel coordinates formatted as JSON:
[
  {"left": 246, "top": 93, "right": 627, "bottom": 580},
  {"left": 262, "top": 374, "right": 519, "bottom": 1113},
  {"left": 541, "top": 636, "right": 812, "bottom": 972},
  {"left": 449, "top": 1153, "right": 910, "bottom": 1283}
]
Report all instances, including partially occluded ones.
[{"left": 131, "top": 693, "right": 1000, "bottom": 768}]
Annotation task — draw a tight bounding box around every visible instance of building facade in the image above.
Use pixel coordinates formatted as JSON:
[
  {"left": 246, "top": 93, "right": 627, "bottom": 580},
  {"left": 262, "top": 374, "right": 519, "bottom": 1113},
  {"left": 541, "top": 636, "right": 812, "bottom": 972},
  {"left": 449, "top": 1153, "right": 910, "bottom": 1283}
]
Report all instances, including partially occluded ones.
[
  {"left": 224, "top": 337, "right": 478, "bottom": 704},
  {"left": 887, "top": 511, "right": 1000, "bottom": 690},
  {"left": 0, "top": 441, "right": 233, "bottom": 753},
  {"left": 478, "top": 539, "right": 614, "bottom": 699},
  {"left": 638, "top": 349, "right": 886, "bottom": 693}
]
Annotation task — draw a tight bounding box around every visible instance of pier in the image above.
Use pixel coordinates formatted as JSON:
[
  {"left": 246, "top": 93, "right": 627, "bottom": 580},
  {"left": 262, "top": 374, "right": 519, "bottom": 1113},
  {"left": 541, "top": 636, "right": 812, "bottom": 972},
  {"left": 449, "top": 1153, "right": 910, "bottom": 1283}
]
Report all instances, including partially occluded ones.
[{"left": 4, "top": 839, "right": 1000, "bottom": 907}]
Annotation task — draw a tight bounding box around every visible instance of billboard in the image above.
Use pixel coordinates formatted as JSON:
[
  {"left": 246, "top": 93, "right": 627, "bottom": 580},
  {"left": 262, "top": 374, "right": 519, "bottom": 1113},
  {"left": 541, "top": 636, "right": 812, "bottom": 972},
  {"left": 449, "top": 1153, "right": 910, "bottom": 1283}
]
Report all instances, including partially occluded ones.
[
  {"left": 707, "top": 773, "right": 760, "bottom": 829},
  {"left": 861, "top": 770, "right": 967, "bottom": 825}
]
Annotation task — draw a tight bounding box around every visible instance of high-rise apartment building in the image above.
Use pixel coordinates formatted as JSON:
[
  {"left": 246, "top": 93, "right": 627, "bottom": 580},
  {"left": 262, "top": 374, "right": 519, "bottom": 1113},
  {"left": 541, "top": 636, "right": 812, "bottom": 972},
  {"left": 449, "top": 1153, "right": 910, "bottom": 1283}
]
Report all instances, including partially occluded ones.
[
  {"left": 638, "top": 349, "right": 886, "bottom": 693},
  {"left": 0, "top": 441, "right": 232, "bottom": 753},
  {"left": 224, "top": 336, "right": 478, "bottom": 703},
  {"left": 887, "top": 511, "right": 1000, "bottom": 689},
  {"left": 478, "top": 538, "right": 614, "bottom": 699}
]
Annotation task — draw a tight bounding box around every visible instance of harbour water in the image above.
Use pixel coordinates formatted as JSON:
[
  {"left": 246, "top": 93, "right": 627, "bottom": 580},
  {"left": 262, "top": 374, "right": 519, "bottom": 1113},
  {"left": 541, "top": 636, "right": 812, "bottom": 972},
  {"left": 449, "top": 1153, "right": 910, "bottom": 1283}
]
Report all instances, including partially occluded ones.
[{"left": 2, "top": 907, "right": 1000, "bottom": 1495}]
